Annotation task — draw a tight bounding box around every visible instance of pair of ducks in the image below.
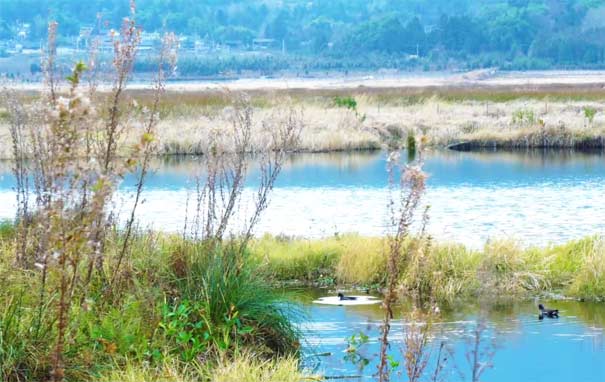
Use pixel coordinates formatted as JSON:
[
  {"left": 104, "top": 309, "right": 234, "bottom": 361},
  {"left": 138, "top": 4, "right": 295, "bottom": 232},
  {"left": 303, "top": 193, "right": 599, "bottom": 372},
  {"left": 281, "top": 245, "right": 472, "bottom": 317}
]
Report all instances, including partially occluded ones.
[
  {"left": 339, "top": 294, "right": 559, "bottom": 320},
  {"left": 339, "top": 294, "right": 560, "bottom": 321}
]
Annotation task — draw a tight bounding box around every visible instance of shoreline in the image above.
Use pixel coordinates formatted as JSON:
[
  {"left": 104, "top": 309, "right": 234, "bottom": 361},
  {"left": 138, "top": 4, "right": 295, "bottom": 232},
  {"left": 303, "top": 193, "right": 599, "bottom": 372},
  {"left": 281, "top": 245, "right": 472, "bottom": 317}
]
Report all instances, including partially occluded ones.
[
  {"left": 250, "top": 233, "right": 605, "bottom": 302},
  {"left": 5, "top": 69, "right": 605, "bottom": 92}
]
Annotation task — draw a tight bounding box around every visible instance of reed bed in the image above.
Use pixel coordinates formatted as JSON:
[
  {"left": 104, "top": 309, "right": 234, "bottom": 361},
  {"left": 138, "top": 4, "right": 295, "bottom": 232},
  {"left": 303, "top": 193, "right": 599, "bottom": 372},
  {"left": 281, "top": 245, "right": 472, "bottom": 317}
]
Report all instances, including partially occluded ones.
[
  {"left": 134, "top": 95, "right": 605, "bottom": 154},
  {"left": 4, "top": 91, "right": 605, "bottom": 157}
]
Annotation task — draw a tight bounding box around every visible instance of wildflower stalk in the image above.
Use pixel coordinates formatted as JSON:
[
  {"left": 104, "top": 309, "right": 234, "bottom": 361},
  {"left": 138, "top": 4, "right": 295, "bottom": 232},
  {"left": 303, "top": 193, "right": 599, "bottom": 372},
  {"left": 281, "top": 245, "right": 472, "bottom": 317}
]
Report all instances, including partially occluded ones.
[
  {"left": 378, "top": 151, "right": 427, "bottom": 382},
  {"left": 110, "top": 32, "right": 178, "bottom": 288}
]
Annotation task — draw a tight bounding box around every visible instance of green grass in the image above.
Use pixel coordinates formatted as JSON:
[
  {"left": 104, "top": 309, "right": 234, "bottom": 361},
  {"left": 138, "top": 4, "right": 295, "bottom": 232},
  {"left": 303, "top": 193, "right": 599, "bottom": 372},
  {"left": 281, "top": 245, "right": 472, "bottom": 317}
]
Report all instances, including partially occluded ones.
[
  {"left": 251, "top": 235, "right": 605, "bottom": 302},
  {"left": 0, "top": 220, "right": 14, "bottom": 241},
  {"left": 250, "top": 234, "right": 385, "bottom": 285},
  {"left": 0, "top": 229, "right": 304, "bottom": 381},
  {"left": 2, "top": 225, "right": 605, "bottom": 381}
]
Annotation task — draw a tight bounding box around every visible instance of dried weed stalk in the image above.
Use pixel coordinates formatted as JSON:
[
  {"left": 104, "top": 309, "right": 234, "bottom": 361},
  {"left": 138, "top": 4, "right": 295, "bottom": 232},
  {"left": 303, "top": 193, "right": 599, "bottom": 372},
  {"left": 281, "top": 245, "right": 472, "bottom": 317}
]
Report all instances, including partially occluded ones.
[
  {"left": 377, "top": 150, "right": 427, "bottom": 382},
  {"left": 466, "top": 319, "right": 497, "bottom": 382},
  {"left": 185, "top": 97, "right": 303, "bottom": 255},
  {"left": 1, "top": 3, "right": 176, "bottom": 380}
]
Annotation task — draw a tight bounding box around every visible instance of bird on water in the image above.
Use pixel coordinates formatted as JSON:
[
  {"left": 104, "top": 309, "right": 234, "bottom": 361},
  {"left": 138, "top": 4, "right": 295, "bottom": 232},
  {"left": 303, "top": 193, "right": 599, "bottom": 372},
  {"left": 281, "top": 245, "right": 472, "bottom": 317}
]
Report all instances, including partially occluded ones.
[{"left": 538, "top": 303, "right": 559, "bottom": 320}]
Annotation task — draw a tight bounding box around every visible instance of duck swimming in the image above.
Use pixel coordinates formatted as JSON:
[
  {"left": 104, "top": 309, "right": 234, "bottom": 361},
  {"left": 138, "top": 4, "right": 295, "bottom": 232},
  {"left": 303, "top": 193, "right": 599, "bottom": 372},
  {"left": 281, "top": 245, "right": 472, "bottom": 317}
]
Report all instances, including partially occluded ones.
[
  {"left": 337, "top": 292, "right": 358, "bottom": 301},
  {"left": 314, "top": 294, "right": 381, "bottom": 306},
  {"left": 538, "top": 303, "right": 559, "bottom": 320}
]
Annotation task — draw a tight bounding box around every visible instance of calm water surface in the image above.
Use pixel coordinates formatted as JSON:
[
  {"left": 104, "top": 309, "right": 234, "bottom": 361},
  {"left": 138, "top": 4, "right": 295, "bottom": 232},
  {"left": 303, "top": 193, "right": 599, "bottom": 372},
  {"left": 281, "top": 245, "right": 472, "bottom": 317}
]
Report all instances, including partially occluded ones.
[
  {"left": 295, "top": 289, "right": 605, "bottom": 382},
  {"left": 1, "top": 149, "right": 605, "bottom": 247}
]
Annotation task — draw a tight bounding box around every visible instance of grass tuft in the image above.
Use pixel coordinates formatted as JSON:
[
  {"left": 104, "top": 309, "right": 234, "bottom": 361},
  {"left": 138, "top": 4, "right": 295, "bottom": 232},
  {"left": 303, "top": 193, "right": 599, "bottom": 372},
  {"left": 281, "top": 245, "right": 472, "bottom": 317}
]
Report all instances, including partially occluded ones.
[{"left": 211, "top": 354, "right": 310, "bottom": 382}]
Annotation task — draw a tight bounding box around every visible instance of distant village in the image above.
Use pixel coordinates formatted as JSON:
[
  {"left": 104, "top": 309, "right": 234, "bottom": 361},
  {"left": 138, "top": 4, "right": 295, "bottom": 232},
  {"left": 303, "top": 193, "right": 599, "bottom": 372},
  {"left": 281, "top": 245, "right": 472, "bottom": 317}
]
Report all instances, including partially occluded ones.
[{"left": 0, "top": 22, "right": 286, "bottom": 80}]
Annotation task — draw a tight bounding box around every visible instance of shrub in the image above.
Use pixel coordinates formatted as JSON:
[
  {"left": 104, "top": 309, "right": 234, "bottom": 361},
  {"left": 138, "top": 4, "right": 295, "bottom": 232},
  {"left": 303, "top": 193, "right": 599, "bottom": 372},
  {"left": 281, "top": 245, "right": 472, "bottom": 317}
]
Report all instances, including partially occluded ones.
[
  {"left": 333, "top": 96, "right": 358, "bottom": 111},
  {"left": 165, "top": 245, "right": 301, "bottom": 359},
  {"left": 584, "top": 106, "right": 597, "bottom": 123}
]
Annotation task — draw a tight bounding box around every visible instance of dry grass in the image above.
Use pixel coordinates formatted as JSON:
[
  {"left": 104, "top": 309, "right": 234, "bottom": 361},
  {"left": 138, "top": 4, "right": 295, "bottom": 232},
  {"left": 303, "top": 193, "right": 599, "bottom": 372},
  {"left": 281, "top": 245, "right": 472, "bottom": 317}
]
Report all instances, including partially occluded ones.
[
  {"left": 95, "top": 354, "right": 312, "bottom": 382},
  {"left": 97, "top": 360, "right": 197, "bottom": 382},
  {"left": 4, "top": 90, "right": 605, "bottom": 157},
  {"left": 148, "top": 96, "right": 605, "bottom": 154},
  {"left": 210, "top": 354, "right": 311, "bottom": 382}
]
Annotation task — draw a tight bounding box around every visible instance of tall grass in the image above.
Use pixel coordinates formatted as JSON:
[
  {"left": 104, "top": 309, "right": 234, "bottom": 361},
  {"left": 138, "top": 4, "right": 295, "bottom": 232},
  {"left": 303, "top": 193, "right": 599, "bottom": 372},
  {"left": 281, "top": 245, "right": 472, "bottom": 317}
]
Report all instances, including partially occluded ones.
[
  {"left": 252, "top": 235, "right": 605, "bottom": 301},
  {"left": 0, "top": 294, "right": 41, "bottom": 381},
  {"left": 167, "top": 244, "right": 300, "bottom": 358},
  {"left": 0, "top": 230, "right": 305, "bottom": 381},
  {"left": 251, "top": 234, "right": 385, "bottom": 284}
]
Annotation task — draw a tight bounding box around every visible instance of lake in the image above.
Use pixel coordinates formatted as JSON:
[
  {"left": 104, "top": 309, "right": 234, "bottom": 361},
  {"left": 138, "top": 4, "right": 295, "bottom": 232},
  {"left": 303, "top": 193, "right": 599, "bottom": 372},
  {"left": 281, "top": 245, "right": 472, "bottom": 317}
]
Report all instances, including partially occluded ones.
[{"left": 1, "top": 149, "right": 605, "bottom": 248}]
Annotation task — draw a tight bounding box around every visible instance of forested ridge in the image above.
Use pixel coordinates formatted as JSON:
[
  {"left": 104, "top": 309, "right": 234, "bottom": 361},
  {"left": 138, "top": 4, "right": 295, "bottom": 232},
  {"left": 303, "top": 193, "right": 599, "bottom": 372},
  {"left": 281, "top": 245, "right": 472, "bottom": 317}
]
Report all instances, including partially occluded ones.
[{"left": 2, "top": 0, "right": 605, "bottom": 71}]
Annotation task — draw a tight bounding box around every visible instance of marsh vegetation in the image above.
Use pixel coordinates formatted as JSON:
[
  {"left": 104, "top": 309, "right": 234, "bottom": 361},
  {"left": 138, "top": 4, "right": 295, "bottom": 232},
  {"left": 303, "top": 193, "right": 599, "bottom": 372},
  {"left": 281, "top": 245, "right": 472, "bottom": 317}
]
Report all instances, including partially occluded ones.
[{"left": 5, "top": 87, "right": 605, "bottom": 157}]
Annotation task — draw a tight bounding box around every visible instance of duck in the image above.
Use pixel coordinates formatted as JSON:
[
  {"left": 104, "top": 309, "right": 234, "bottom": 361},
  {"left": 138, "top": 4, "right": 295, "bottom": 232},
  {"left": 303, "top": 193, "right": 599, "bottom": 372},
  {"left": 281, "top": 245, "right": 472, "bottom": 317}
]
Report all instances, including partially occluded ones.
[
  {"left": 538, "top": 303, "right": 559, "bottom": 320},
  {"left": 337, "top": 292, "right": 358, "bottom": 301}
]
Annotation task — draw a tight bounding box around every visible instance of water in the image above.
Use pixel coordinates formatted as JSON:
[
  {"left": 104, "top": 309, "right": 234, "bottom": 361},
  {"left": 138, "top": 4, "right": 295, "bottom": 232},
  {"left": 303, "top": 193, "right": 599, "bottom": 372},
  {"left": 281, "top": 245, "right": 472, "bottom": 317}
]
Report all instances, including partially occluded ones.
[
  {"left": 295, "top": 289, "right": 605, "bottom": 381},
  {"left": 1, "top": 149, "right": 605, "bottom": 247}
]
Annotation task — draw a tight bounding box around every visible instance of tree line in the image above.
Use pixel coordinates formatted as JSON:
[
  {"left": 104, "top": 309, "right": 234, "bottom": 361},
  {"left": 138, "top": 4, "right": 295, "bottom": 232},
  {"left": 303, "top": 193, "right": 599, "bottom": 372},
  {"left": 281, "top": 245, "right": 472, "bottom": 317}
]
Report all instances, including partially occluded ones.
[{"left": 1, "top": 0, "right": 605, "bottom": 70}]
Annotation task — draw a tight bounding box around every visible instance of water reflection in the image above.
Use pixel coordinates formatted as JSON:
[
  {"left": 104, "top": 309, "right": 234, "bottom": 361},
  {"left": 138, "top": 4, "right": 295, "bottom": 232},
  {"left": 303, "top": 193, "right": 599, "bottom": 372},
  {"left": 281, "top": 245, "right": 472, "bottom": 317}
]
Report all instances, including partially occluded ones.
[
  {"left": 2, "top": 149, "right": 605, "bottom": 190},
  {"left": 134, "top": 148, "right": 605, "bottom": 189}
]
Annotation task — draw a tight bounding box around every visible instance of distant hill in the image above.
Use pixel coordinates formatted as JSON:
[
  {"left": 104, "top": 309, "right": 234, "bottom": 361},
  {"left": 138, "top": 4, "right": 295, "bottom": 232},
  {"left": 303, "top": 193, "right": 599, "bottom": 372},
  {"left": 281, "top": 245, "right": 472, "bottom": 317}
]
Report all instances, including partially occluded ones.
[{"left": 1, "top": 0, "right": 605, "bottom": 76}]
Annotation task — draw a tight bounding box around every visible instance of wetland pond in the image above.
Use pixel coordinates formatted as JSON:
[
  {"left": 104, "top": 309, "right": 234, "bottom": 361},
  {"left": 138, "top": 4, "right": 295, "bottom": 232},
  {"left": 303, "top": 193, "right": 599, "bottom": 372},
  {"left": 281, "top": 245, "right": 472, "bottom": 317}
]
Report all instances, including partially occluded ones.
[{"left": 1, "top": 149, "right": 605, "bottom": 380}]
